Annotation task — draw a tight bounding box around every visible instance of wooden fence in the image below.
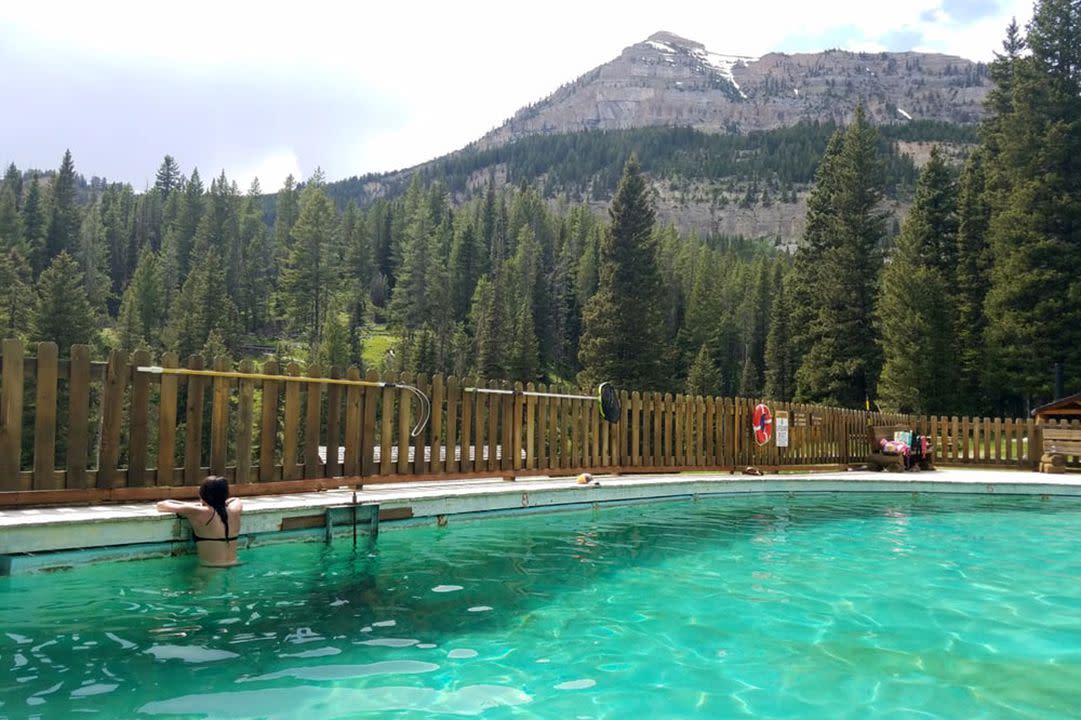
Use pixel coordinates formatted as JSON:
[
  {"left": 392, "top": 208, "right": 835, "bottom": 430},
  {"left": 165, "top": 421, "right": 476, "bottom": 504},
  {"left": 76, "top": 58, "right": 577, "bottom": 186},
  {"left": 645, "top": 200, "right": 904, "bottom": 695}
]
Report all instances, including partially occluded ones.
[{"left": 0, "top": 340, "right": 1055, "bottom": 506}]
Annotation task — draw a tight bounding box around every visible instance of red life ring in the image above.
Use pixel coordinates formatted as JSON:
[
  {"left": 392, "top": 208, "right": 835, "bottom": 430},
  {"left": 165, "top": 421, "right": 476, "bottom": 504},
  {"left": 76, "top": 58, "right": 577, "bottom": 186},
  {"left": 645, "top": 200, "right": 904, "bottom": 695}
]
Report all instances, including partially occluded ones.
[{"left": 753, "top": 403, "right": 773, "bottom": 446}]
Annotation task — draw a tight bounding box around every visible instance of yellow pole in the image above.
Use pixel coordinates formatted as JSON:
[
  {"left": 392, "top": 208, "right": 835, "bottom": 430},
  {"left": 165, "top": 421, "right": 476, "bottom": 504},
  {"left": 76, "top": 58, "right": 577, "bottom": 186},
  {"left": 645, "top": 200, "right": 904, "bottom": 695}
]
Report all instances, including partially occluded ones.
[
  {"left": 135, "top": 366, "right": 431, "bottom": 437},
  {"left": 137, "top": 365, "right": 393, "bottom": 389}
]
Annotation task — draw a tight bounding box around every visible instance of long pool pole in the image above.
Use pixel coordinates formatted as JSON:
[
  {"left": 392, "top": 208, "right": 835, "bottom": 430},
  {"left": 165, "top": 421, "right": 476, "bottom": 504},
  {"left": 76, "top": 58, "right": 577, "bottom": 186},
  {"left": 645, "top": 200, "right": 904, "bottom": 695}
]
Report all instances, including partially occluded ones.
[
  {"left": 136, "top": 366, "right": 432, "bottom": 437},
  {"left": 462, "top": 386, "right": 596, "bottom": 401}
]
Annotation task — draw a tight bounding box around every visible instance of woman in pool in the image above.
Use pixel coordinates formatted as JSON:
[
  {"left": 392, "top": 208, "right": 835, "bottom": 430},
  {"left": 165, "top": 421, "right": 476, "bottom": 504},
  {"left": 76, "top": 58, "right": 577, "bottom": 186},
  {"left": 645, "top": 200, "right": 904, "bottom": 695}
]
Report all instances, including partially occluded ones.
[{"left": 156, "top": 476, "right": 243, "bottom": 567}]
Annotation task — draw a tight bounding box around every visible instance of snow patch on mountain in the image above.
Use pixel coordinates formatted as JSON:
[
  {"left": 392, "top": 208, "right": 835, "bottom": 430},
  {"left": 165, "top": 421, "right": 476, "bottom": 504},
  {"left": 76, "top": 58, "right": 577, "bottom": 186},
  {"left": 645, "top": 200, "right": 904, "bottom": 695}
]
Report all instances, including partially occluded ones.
[{"left": 646, "top": 40, "right": 676, "bottom": 54}]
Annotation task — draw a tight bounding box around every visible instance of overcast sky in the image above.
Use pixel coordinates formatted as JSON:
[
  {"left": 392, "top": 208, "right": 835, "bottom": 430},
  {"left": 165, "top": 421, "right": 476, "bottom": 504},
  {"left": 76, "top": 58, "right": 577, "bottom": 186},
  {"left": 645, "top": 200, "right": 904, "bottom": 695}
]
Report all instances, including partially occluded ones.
[{"left": 1, "top": 0, "right": 1034, "bottom": 190}]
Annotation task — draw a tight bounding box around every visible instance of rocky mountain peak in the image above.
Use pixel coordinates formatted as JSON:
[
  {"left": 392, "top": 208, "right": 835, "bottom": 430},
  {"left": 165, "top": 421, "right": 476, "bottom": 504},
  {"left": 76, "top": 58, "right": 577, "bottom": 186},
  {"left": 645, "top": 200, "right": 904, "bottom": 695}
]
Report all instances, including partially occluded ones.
[
  {"left": 478, "top": 32, "right": 988, "bottom": 150},
  {"left": 646, "top": 31, "right": 703, "bottom": 50}
]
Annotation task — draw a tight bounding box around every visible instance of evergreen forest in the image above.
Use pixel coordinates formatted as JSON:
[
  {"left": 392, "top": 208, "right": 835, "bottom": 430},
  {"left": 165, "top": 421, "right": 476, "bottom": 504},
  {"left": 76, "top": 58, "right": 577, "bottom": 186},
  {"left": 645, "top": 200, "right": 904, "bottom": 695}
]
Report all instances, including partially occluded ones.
[{"left": 0, "top": 0, "right": 1077, "bottom": 418}]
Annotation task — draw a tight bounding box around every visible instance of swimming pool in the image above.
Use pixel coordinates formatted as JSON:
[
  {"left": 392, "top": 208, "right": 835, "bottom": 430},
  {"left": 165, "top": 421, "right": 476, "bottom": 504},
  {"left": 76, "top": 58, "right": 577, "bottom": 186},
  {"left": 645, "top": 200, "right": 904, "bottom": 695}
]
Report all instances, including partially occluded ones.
[{"left": 1, "top": 492, "right": 1079, "bottom": 718}]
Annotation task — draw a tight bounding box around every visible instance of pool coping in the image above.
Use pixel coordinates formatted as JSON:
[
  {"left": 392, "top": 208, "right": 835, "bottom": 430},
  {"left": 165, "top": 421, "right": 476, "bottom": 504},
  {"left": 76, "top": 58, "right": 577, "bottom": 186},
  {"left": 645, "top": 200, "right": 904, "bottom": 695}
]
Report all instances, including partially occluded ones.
[{"left": 2, "top": 468, "right": 1079, "bottom": 574}]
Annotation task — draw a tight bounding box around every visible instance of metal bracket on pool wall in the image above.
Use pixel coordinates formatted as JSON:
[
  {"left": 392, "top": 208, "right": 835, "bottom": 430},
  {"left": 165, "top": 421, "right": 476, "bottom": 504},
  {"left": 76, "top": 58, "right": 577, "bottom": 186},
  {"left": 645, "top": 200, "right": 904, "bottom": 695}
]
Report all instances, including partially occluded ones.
[{"left": 324, "top": 503, "right": 380, "bottom": 547}]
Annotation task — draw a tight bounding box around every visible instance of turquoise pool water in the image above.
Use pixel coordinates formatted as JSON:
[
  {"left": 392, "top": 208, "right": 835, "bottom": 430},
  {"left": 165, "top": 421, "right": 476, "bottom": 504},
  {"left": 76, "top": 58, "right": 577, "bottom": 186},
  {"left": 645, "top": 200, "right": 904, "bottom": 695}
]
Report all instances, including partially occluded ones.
[{"left": 1, "top": 492, "right": 1080, "bottom": 719}]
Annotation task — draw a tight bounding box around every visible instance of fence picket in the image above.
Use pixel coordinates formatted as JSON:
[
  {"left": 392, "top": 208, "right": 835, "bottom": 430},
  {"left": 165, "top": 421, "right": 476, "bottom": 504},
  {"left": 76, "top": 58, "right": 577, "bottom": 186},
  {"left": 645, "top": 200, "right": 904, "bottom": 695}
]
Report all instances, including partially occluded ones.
[
  {"left": 361, "top": 370, "right": 379, "bottom": 476},
  {"left": 325, "top": 366, "right": 342, "bottom": 478},
  {"left": 68, "top": 344, "right": 92, "bottom": 488},
  {"left": 127, "top": 349, "right": 151, "bottom": 487},
  {"left": 304, "top": 364, "right": 323, "bottom": 479},
  {"left": 282, "top": 363, "right": 301, "bottom": 481},
  {"left": 98, "top": 349, "right": 129, "bottom": 489},
  {"left": 210, "top": 356, "right": 231, "bottom": 477},
  {"left": 33, "top": 342, "right": 59, "bottom": 489},
  {"left": 258, "top": 360, "right": 280, "bottom": 483},
  {"left": 430, "top": 374, "right": 445, "bottom": 474},
  {"left": 236, "top": 359, "right": 255, "bottom": 484},
  {"left": 444, "top": 375, "right": 459, "bottom": 473}
]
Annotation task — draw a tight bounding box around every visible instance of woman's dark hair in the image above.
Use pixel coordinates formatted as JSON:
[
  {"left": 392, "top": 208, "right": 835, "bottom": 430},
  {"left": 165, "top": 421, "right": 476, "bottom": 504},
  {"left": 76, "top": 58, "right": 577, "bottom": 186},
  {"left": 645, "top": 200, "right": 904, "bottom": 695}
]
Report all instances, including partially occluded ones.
[{"left": 199, "top": 475, "right": 230, "bottom": 538}]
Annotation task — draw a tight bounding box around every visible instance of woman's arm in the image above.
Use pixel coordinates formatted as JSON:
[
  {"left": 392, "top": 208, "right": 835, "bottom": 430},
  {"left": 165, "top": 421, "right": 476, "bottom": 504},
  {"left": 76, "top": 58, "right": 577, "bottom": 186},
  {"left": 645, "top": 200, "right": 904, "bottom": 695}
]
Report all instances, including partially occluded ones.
[{"left": 156, "top": 500, "right": 203, "bottom": 516}]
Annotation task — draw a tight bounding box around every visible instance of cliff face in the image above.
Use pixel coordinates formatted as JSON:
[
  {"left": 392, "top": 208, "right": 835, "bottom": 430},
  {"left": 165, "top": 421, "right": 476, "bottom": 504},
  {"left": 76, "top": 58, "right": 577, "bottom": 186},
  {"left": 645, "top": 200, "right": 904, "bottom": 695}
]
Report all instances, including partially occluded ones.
[
  {"left": 330, "top": 32, "right": 983, "bottom": 244},
  {"left": 479, "top": 31, "right": 988, "bottom": 150}
]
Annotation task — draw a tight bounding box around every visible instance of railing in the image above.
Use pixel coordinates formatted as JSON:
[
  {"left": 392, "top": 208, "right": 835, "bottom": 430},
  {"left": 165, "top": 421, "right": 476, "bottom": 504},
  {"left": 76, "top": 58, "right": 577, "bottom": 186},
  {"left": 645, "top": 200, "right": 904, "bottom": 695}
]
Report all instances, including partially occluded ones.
[
  {"left": 0, "top": 339, "right": 1050, "bottom": 506},
  {"left": 916, "top": 415, "right": 1077, "bottom": 468}
]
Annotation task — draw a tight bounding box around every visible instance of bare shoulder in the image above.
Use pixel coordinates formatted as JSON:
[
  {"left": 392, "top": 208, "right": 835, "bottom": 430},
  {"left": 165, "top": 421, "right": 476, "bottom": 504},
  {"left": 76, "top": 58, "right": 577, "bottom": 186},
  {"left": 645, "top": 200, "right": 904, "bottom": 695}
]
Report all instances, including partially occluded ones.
[{"left": 227, "top": 497, "right": 243, "bottom": 510}]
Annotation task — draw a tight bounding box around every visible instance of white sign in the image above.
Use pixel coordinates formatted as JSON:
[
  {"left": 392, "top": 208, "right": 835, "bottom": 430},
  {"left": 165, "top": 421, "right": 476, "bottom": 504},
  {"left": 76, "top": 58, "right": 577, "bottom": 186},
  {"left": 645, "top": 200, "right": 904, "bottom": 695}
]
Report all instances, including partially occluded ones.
[{"left": 775, "top": 413, "right": 789, "bottom": 448}]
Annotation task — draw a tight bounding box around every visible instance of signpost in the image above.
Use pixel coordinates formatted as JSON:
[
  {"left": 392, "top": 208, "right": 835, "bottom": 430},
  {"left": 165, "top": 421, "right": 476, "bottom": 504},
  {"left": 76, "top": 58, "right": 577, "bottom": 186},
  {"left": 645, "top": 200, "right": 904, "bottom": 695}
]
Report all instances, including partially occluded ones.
[{"left": 775, "top": 410, "right": 789, "bottom": 448}]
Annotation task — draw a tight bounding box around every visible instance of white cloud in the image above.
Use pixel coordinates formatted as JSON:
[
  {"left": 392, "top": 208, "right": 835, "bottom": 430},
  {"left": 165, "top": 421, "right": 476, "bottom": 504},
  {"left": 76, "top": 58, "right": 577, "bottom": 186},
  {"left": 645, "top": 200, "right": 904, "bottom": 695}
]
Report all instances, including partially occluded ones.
[{"left": 227, "top": 149, "right": 304, "bottom": 192}]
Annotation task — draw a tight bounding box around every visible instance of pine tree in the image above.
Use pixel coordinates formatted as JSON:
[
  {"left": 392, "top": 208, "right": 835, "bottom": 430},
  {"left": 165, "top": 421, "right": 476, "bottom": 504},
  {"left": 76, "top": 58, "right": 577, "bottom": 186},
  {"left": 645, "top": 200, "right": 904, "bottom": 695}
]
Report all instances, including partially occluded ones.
[
  {"left": 954, "top": 150, "right": 993, "bottom": 413},
  {"left": 21, "top": 174, "right": 49, "bottom": 276},
  {"left": 201, "top": 329, "right": 230, "bottom": 363},
  {"left": 0, "top": 179, "right": 22, "bottom": 252},
  {"left": 787, "top": 132, "right": 844, "bottom": 381},
  {"left": 273, "top": 174, "right": 300, "bottom": 262},
  {"left": 469, "top": 276, "right": 508, "bottom": 378},
  {"left": 0, "top": 249, "right": 33, "bottom": 338},
  {"left": 342, "top": 200, "right": 374, "bottom": 288},
  {"left": 192, "top": 172, "right": 241, "bottom": 303},
  {"left": 449, "top": 219, "right": 483, "bottom": 319},
  {"left": 32, "top": 252, "right": 99, "bottom": 354},
  {"left": 686, "top": 343, "right": 723, "bottom": 397},
  {"left": 876, "top": 148, "right": 960, "bottom": 414},
  {"left": 278, "top": 174, "right": 341, "bottom": 352},
  {"left": 984, "top": 0, "right": 1081, "bottom": 408},
  {"left": 164, "top": 246, "right": 241, "bottom": 359},
  {"left": 154, "top": 155, "right": 182, "bottom": 197},
  {"left": 763, "top": 261, "right": 794, "bottom": 401},
  {"left": 795, "top": 108, "right": 887, "bottom": 407},
  {"left": 509, "top": 297, "right": 540, "bottom": 381},
  {"left": 319, "top": 301, "right": 353, "bottom": 369},
  {"left": 3, "top": 163, "right": 22, "bottom": 201},
  {"left": 44, "top": 150, "right": 80, "bottom": 261},
  {"left": 578, "top": 155, "right": 666, "bottom": 390},
  {"left": 738, "top": 258, "right": 771, "bottom": 392},
  {"left": 388, "top": 179, "right": 437, "bottom": 330},
  {"left": 738, "top": 351, "right": 760, "bottom": 397},
  {"left": 76, "top": 200, "right": 111, "bottom": 314},
  {"left": 116, "top": 248, "right": 165, "bottom": 350},
  {"left": 237, "top": 179, "right": 274, "bottom": 334},
  {"left": 449, "top": 322, "right": 472, "bottom": 378},
  {"left": 174, "top": 169, "right": 205, "bottom": 279}
]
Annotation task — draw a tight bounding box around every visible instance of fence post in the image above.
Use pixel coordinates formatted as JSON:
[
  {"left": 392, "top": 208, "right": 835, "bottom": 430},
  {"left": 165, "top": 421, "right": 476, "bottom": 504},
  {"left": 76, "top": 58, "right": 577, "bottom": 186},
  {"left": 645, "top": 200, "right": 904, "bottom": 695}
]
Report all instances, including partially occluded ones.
[
  {"left": 0, "top": 338, "right": 25, "bottom": 490},
  {"left": 258, "top": 360, "right": 280, "bottom": 483},
  {"left": 445, "top": 375, "right": 459, "bottom": 473},
  {"left": 33, "top": 341, "right": 59, "bottom": 489},
  {"left": 155, "top": 352, "right": 179, "bottom": 486},
  {"left": 325, "top": 365, "right": 342, "bottom": 479},
  {"left": 182, "top": 354, "right": 206, "bottom": 485},
  {"left": 430, "top": 374, "right": 445, "bottom": 474},
  {"left": 397, "top": 372, "right": 414, "bottom": 475},
  {"left": 303, "top": 363, "right": 323, "bottom": 479},
  {"left": 362, "top": 369, "right": 379, "bottom": 476},
  {"left": 127, "top": 348, "right": 151, "bottom": 487},
  {"left": 342, "top": 366, "right": 362, "bottom": 477},
  {"left": 513, "top": 381, "right": 524, "bottom": 472},
  {"left": 1029, "top": 419, "right": 1040, "bottom": 469},
  {"left": 413, "top": 373, "right": 429, "bottom": 474},
  {"left": 98, "top": 348, "right": 129, "bottom": 489},
  {"left": 236, "top": 359, "right": 255, "bottom": 484},
  {"left": 68, "top": 344, "right": 91, "bottom": 489}
]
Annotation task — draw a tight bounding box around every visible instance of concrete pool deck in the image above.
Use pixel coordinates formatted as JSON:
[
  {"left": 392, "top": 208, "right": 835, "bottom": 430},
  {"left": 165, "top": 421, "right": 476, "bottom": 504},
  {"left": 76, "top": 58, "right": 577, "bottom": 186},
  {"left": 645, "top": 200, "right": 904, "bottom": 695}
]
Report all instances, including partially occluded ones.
[{"left": 2, "top": 467, "right": 1079, "bottom": 574}]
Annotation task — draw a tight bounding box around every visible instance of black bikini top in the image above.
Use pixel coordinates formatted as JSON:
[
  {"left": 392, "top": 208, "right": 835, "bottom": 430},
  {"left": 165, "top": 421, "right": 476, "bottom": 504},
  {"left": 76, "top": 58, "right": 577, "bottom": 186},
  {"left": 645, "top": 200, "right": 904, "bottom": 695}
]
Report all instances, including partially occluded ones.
[{"left": 191, "top": 534, "right": 238, "bottom": 543}]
